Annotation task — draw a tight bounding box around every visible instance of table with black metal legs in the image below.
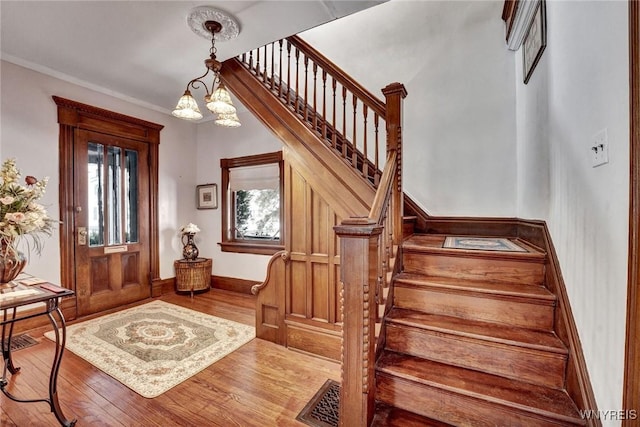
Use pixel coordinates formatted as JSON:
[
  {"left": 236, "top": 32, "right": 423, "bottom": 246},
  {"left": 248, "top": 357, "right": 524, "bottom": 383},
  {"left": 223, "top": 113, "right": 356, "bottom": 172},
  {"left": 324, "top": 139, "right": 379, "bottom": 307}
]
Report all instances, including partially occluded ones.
[{"left": 1, "top": 282, "right": 76, "bottom": 427}]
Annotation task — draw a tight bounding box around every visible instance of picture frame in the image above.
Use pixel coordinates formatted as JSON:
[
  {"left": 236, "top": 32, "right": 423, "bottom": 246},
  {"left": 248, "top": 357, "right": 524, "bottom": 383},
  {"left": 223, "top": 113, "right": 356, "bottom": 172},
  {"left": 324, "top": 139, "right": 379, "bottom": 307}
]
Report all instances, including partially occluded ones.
[
  {"left": 196, "top": 184, "right": 218, "bottom": 209},
  {"left": 523, "top": 0, "right": 547, "bottom": 84}
]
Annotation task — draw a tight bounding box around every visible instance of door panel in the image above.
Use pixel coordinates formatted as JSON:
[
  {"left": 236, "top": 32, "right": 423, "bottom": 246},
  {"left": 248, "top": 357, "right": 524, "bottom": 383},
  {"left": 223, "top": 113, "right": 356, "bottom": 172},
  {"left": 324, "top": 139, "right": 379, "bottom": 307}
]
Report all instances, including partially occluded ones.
[{"left": 75, "top": 129, "right": 150, "bottom": 316}]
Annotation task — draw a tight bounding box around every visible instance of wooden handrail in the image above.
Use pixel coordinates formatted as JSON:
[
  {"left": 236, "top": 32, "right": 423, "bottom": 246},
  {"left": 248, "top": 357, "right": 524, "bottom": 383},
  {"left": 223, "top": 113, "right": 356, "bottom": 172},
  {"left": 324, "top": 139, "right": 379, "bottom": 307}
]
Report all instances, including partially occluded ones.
[
  {"left": 287, "top": 36, "right": 386, "bottom": 118},
  {"left": 369, "top": 150, "right": 397, "bottom": 221}
]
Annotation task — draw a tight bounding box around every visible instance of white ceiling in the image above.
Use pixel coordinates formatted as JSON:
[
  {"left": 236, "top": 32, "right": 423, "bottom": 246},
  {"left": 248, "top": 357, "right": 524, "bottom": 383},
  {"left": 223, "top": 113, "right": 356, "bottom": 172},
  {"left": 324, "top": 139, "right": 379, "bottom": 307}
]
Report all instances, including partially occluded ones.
[{"left": 0, "top": 1, "right": 385, "bottom": 114}]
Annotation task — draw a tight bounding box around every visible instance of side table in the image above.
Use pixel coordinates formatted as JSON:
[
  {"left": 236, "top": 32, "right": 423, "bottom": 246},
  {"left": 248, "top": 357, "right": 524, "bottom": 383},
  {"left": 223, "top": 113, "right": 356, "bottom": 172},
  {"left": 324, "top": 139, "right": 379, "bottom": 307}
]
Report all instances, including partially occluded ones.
[
  {"left": 174, "top": 258, "right": 212, "bottom": 298},
  {"left": 1, "top": 282, "right": 76, "bottom": 426}
]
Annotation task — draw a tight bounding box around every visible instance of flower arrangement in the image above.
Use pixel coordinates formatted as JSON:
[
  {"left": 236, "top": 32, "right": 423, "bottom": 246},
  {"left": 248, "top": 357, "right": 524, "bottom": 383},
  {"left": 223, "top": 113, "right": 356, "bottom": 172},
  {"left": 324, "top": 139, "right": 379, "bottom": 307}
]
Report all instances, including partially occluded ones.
[
  {"left": 180, "top": 223, "right": 200, "bottom": 235},
  {"left": 0, "top": 158, "right": 55, "bottom": 257}
]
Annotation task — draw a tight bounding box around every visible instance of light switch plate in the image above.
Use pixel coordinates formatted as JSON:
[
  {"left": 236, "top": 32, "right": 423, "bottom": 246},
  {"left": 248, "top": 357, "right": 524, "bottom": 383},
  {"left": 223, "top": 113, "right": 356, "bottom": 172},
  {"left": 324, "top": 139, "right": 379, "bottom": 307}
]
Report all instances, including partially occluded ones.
[{"left": 591, "top": 128, "right": 609, "bottom": 167}]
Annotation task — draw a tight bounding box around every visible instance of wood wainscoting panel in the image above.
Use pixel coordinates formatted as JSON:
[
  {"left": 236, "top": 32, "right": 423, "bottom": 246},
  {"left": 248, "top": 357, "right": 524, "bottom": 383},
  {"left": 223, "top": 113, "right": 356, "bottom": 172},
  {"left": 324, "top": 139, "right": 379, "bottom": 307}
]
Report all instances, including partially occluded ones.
[
  {"left": 285, "top": 321, "right": 341, "bottom": 361},
  {"left": 282, "top": 157, "right": 344, "bottom": 358}
]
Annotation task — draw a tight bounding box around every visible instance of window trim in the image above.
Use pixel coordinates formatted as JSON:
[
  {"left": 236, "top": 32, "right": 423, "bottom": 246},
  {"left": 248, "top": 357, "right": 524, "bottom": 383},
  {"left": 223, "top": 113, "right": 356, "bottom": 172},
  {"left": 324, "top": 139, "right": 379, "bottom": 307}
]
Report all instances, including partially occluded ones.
[{"left": 219, "top": 151, "right": 284, "bottom": 255}]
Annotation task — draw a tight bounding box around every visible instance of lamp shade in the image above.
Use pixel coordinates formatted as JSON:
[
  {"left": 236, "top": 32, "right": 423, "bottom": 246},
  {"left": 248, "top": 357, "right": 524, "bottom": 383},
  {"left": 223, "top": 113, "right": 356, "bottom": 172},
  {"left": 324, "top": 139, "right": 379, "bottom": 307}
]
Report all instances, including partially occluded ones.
[
  {"left": 206, "top": 83, "right": 236, "bottom": 115},
  {"left": 215, "top": 112, "right": 241, "bottom": 128},
  {"left": 172, "top": 90, "right": 203, "bottom": 120}
]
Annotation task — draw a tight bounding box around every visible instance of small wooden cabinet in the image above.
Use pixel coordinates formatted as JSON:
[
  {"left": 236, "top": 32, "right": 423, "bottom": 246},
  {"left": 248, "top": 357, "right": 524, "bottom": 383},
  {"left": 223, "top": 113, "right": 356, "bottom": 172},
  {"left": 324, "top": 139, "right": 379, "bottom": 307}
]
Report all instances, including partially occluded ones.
[{"left": 174, "top": 258, "right": 212, "bottom": 297}]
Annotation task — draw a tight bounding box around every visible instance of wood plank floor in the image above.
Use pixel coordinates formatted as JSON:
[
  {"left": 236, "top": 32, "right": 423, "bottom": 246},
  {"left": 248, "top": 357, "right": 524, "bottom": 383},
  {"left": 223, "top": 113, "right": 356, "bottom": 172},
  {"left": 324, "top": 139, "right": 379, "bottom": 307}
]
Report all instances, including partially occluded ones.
[{"left": 1, "top": 290, "right": 340, "bottom": 426}]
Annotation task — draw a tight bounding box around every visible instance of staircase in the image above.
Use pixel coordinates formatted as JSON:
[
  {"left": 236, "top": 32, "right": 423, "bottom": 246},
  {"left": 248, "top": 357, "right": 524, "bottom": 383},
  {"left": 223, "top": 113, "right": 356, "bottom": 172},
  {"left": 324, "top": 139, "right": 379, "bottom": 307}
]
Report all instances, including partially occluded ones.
[
  {"left": 225, "top": 35, "right": 597, "bottom": 426},
  {"left": 372, "top": 234, "right": 586, "bottom": 426}
]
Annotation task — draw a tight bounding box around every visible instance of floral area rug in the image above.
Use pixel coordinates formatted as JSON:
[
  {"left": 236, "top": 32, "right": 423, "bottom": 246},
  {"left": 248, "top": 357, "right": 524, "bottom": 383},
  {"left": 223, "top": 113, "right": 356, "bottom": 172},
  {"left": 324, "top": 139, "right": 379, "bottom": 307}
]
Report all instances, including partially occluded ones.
[{"left": 44, "top": 300, "right": 255, "bottom": 398}]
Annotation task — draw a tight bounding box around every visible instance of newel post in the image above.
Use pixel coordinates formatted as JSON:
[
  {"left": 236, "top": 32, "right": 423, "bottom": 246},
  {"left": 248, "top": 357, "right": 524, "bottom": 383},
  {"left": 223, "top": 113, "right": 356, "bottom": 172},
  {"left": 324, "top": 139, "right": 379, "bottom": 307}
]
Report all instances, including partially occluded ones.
[
  {"left": 335, "top": 219, "right": 382, "bottom": 427},
  {"left": 382, "top": 83, "right": 408, "bottom": 246}
]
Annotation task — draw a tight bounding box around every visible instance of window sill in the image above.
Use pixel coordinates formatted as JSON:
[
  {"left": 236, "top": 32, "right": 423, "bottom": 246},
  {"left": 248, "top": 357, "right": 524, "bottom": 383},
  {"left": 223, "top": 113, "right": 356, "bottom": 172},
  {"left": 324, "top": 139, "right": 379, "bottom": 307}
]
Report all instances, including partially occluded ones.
[{"left": 218, "top": 241, "right": 284, "bottom": 256}]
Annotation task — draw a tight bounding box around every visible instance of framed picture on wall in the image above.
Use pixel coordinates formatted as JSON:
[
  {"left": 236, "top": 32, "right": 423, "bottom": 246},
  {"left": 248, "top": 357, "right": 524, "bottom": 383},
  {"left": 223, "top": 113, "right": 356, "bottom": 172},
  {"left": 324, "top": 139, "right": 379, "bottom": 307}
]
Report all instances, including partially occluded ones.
[
  {"left": 196, "top": 184, "right": 218, "bottom": 209},
  {"left": 523, "top": 0, "right": 547, "bottom": 84}
]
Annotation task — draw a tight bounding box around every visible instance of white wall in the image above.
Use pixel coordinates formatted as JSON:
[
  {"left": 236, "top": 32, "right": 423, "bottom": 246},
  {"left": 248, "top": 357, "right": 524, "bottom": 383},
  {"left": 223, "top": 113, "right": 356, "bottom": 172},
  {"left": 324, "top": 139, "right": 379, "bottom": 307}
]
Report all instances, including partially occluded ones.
[
  {"left": 0, "top": 60, "right": 197, "bottom": 280},
  {"left": 194, "top": 109, "right": 282, "bottom": 282},
  {"left": 515, "top": 1, "right": 629, "bottom": 421},
  {"left": 300, "top": 0, "right": 517, "bottom": 217}
]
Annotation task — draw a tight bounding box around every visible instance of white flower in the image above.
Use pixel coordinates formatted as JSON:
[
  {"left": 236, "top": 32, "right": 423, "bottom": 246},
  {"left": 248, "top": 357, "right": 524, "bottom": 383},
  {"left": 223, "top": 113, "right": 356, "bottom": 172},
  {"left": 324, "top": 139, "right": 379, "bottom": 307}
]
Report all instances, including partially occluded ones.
[
  {"left": 0, "top": 196, "right": 14, "bottom": 205},
  {"left": 180, "top": 223, "right": 200, "bottom": 234}
]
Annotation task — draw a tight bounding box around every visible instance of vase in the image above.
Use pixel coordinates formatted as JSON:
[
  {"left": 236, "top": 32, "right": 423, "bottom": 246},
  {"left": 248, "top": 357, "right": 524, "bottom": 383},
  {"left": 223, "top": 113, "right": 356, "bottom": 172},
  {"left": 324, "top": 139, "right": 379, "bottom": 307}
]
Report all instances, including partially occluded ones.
[
  {"left": 181, "top": 233, "right": 199, "bottom": 261},
  {"left": 0, "top": 249, "right": 26, "bottom": 289}
]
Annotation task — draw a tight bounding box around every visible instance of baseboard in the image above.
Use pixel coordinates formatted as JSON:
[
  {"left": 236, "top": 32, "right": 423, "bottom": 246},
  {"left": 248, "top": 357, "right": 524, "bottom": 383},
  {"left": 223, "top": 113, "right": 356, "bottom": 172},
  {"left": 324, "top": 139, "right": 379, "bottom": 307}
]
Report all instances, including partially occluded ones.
[
  {"left": 212, "top": 275, "right": 256, "bottom": 295},
  {"left": 285, "top": 320, "right": 341, "bottom": 361},
  {"left": 152, "top": 278, "right": 169, "bottom": 297}
]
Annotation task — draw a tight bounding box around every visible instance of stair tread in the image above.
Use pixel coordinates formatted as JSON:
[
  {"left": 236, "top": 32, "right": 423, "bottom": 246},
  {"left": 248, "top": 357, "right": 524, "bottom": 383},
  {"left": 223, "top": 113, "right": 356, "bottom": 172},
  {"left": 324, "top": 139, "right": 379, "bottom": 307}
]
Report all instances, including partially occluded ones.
[
  {"left": 403, "top": 234, "right": 546, "bottom": 260},
  {"left": 372, "top": 403, "right": 454, "bottom": 427},
  {"left": 377, "top": 351, "right": 583, "bottom": 423},
  {"left": 394, "top": 272, "right": 556, "bottom": 301},
  {"left": 387, "top": 308, "right": 567, "bottom": 354}
]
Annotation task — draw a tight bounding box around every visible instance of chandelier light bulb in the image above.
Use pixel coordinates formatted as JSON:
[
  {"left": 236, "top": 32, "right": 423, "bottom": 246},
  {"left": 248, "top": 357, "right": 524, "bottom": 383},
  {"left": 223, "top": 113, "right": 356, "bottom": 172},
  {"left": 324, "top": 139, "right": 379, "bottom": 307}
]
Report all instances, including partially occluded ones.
[
  {"left": 215, "top": 112, "right": 241, "bottom": 128},
  {"left": 172, "top": 90, "right": 203, "bottom": 121},
  {"left": 206, "top": 83, "right": 236, "bottom": 115}
]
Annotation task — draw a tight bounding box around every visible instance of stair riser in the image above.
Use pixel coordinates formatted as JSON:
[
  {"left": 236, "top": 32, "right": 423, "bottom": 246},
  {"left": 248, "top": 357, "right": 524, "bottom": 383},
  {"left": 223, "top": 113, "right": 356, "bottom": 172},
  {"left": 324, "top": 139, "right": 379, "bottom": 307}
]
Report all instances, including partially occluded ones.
[
  {"left": 403, "top": 252, "right": 544, "bottom": 285},
  {"left": 385, "top": 325, "right": 566, "bottom": 388},
  {"left": 376, "top": 373, "right": 583, "bottom": 426},
  {"left": 394, "top": 285, "right": 554, "bottom": 330}
]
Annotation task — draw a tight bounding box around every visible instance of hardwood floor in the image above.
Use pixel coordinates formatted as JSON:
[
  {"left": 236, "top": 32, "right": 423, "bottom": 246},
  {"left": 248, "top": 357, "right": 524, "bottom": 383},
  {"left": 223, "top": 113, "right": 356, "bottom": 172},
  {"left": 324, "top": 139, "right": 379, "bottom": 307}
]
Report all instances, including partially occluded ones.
[{"left": 1, "top": 290, "right": 340, "bottom": 426}]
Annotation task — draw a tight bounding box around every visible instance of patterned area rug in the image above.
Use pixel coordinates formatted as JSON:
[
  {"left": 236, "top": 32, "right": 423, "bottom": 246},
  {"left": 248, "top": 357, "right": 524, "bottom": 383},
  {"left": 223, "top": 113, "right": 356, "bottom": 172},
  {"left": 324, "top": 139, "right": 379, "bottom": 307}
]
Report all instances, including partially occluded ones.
[
  {"left": 297, "top": 379, "right": 340, "bottom": 427},
  {"left": 443, "top": 236, "right": 527, "bottom": 252},
  {"left": 44, "top": 300, "right": 254, "bottom": 398}
]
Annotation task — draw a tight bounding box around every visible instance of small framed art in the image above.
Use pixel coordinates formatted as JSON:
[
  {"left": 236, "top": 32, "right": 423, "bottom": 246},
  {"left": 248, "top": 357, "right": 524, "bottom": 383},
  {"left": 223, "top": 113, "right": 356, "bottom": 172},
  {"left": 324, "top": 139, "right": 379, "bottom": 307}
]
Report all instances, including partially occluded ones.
[
  {"left": 523, "top": 0, "right": 546, "bottom": 84},
  {"left": 196, "top": 184, "right": 218, "bottom": 209}
]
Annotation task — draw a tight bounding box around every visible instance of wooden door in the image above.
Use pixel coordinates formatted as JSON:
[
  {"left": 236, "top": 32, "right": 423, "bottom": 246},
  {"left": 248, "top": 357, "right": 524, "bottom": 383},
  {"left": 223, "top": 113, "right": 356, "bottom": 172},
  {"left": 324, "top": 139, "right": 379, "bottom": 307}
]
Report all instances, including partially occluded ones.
[{"left": 74, "top": 129, "right": 151, "bottom": 315}]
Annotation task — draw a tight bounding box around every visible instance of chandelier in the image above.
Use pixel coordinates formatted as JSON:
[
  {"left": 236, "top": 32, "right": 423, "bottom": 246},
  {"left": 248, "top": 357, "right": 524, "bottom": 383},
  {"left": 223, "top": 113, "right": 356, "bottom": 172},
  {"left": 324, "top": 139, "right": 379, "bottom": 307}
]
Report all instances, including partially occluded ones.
[{"left": 172, "top": 10, "right": 240, "bottom": 127}]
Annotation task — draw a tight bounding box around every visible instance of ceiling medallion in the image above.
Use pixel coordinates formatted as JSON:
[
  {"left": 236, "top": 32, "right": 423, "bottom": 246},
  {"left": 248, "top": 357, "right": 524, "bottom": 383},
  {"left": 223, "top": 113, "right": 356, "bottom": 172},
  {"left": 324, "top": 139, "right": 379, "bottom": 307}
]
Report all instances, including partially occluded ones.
[{"left": 187, "top": 6, "right": 240, "bottom": 41}]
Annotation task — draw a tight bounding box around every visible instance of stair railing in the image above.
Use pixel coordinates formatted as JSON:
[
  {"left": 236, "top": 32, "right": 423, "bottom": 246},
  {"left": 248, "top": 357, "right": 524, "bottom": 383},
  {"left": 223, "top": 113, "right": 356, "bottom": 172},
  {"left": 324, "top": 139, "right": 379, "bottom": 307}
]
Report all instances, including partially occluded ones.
[
  {"left": 335, "top": 84, "right": 406, "bottom": 425},
  {"left": 239, "top": 36, "right": 407, "bottom": 426},
  {"left": 239, "top": 35, "right": 389, "bottom": 187}
]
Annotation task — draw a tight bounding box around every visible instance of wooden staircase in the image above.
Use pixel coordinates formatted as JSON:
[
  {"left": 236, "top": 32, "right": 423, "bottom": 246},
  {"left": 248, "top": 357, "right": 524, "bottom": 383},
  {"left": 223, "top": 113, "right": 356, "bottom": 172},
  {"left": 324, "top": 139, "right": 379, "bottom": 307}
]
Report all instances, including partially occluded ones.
[
  {"left": 226, "top": 35, "right": 597, "bottom": 426},
  {"left": 373, "top": 234, "right": 586, "bottom": 426}
]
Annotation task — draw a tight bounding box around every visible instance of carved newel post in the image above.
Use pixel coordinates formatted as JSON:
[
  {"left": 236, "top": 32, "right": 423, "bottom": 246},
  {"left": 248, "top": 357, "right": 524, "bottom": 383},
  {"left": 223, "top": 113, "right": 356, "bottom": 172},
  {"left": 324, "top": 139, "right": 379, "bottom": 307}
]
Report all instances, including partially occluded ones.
[{"left": 334, "top": 218, "right": 382, "bottom": 427}]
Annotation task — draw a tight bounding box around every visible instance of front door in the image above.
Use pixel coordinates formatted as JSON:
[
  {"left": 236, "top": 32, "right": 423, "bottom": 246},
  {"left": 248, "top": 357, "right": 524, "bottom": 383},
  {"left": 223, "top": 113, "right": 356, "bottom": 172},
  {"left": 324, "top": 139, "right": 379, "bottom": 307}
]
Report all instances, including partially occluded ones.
[{"left": 74, "top": 129, "right": 151, "bottom": 316}]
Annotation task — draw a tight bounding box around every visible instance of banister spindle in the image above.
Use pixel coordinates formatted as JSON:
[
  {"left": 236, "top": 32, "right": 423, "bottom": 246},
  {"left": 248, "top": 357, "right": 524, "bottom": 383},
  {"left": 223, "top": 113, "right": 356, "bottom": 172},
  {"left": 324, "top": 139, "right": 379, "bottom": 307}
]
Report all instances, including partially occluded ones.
[
  {"left": 313, "top": 63, "right": 318, "bottom": 133},
  {"left": 269, "top": 42, "right": 275, "bottom": 90},
  {"left": 374, "top": 114, "right": 380, "bottom": 186},
  {"left": 286, "top": 41, "right": 292, "bottom": 107},
  {"left": 278, "top": 40, "right": 284, "bottom": 99},
  {"left": 248, "top": 50, "right": 254, "bottom": 73},
  {"left": 322, "top": 70, "right": 327, "bottom": 142},
  {"left": 362, "top": 104, "right": 368, "bottom": 180},
  {"left": 295, "top": 47, "right": 300, "bottom": 114},
  {"left": 332, "top": 78, "right": 337, "bottom": 150},
  {"left": 342, "top": 86, "right": 347, "bottom": 159},
  {"left": 303, "top": 56, "right": 309, "bottom": 122},
  {"left": 263, "top": 45, "right": 268, "bottom": 81},
  {"left": 255, "top": 47, "right": 261, "bottom": 79},
  {"left": 352, "top": 94, "right": 358, "bottom": 171}
]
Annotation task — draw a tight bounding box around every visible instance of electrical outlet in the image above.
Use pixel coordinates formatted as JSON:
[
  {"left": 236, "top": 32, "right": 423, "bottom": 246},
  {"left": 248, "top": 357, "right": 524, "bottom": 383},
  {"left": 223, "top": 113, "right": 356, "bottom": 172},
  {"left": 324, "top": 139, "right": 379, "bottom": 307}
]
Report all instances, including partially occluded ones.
[{"left": 591, "top": 128, "right": 609, "bottom": 167}]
